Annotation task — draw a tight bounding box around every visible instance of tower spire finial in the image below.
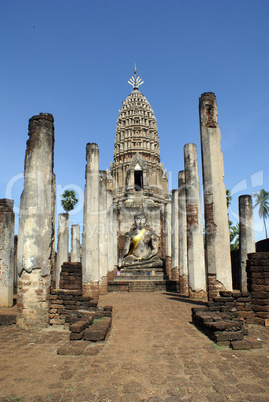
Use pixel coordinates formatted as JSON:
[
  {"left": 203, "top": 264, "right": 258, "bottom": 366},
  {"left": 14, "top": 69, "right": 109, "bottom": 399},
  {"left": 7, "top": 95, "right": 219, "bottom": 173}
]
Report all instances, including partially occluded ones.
[{"left": 128, "top": 63, "right": 144, "bottom": 90}]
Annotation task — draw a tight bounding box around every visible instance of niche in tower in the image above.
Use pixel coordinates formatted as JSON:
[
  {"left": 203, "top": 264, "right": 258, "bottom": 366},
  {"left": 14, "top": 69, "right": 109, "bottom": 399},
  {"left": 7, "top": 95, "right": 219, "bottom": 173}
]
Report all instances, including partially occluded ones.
[{"left": 134, "top": 164, "right": 143, "bottom": 191}]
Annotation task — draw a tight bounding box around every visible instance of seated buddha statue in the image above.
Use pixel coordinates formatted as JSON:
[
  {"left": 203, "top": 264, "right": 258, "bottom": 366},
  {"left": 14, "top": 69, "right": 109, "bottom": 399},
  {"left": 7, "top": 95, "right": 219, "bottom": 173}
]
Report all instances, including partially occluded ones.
[{"left": 119, "top": 211, "right": 163, "bottom": 268}]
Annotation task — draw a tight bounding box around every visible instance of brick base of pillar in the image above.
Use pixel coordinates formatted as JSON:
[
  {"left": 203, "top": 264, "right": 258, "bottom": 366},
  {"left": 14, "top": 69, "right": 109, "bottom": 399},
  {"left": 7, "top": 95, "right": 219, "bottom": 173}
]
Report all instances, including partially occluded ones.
[
  {"left": 165, "top": 256, "right": 172, "bottom": 278},
  {"left": 207, "top": 273, "right": 226, "bottom": 301},
  {"left": 171, "top": 266, "right": 179, "bottom": 280},
  {"left": 99, "top": 276, "right": 108, "bottom": 295},
  {"left": 82, "top": 281, "right": 99, "bottom": 299},
  {"left": 107, "top": 267, "right": 117, "bottom": 281},
  {"left": 17, "top": 269, "right": 50, "bottom": 329},
  {"left": 179, "top": 274, "right": 189, "bottom": 296},
  {"left": 189, "top": 288, "right": 207, "bottom": 301}
]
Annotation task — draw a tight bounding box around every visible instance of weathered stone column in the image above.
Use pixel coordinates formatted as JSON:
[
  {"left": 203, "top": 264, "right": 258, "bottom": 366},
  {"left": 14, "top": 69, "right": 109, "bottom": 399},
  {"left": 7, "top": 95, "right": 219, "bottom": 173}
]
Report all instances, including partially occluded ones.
[
  {"left": 164, "top": 202, "right": 172, "bottom": 278},
  {"left": 113, "top": 205, "right": 118, "bottom": 269},
  {"left": 17, "top": 113, "right": 55, "bottom": 329},
  {"left": 178, "top": 171, "right": 189, "bottom": 296},
  {"left": 239, "top": 195, "right": 255, "bottom": 292},
  {"left": 106, "top": 189, "right": 114, "bottom": 279},
  {"left": 199, "top": 92, "right": 232, "bottom": 299},
  {"left": 99, "top": 171, "right": 108, "bottom": 295},
  {"left": 71, "top": 224, "right": 80, "bottom": 262},
  {"left": 56, "top": 213, "right": 69, "bottom": 288},
  {"left": 0, "top": 199, "right": 15, "bottom": 307},
  {"left": 184, "top": 143, "right": 206, "bottom": 300},
  {"left": 171, "top": 190, "right": 179, "bottom": 280},
  {"left": 82, "top": 143, "right": 99, "bottom": 297}
]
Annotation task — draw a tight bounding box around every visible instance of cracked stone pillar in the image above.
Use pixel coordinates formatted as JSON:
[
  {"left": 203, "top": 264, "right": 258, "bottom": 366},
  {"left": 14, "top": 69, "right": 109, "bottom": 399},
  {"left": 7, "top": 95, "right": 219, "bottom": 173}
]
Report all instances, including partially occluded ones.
[
  {"left": 184, "top": 143, "right": 206, "bottom": 300},
  {"left": 199, "top": 92, "right": 232, "bottom": 299},
  {"left": 82, "top": 143, "right": 99, "bottom": 297},
  {"left": 0, "top": 199, "right": 15, "bottom": 307},
  {"left": 178, "top": 171, "right": 189, "bottom": 296},
  {"left": 71, "top": 224, "right": 80, "bottom": 262},
  {"left": 171, "top": 190, "right": 179, "bottom": 280},
  {"left": 239, "top": 195, "right": 255, "bottom": 292},
  {"left": 106, "top": 190, "right": 114, "bottom": 279},
  {"left": 164, "top": 202, "right": 172, "bottom": 278},
  {"left": 113, "top": 205, "right": 118, "bottom": 270},
  {"left": 17, "top": 113, "right": 55, "bottom": 329},
  {"left": 99, "top": 171, "right": 108, "bottom": 295},
  {"left": 56, "top": 213, "right": 69, "bottom": 288}
]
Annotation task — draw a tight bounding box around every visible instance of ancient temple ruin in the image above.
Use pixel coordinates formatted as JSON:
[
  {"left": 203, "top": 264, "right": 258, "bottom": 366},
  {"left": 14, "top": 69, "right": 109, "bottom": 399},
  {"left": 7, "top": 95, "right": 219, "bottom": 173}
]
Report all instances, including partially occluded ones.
[{"left": 1, "top": 66, "right": 268, "bottom": 330}]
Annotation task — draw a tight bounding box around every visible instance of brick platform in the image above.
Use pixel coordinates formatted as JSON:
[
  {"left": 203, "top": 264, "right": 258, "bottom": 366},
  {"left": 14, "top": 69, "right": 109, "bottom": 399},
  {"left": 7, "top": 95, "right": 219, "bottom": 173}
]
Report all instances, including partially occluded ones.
[
  {"left": 59, "top": 262, "right": 82, "bottom": 290},
  {"left": 247, "top": 252, "right": 269, "bottom": 326},
  {"left": 108, "top": 266, "right": 169, "bottom": 292},
  {"left": 192, "top": 290, "right": 254, "bottom": 347}
]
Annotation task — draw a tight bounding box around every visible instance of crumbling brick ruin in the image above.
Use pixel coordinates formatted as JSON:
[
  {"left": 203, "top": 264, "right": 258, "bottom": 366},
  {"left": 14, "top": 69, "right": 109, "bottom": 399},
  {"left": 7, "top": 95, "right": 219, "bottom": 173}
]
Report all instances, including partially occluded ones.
[{"left": 0, "top": 68, "right": 268, "bottom": 343}]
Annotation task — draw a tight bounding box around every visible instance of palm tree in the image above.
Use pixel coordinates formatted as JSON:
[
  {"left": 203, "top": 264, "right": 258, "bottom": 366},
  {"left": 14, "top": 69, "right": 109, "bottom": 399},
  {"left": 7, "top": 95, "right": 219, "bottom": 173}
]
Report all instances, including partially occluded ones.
[
  {"left": 61, "top": 190, "right": 78, "bottom": 213},
  {"left": 226, "top": 189, "right": 232, "bottom": 209},
  {"left": 229, "top": 221, "right": 239, "bottom": 250},
  {"left": 253, "top": 189, "right": 269, "bottom": 238}
]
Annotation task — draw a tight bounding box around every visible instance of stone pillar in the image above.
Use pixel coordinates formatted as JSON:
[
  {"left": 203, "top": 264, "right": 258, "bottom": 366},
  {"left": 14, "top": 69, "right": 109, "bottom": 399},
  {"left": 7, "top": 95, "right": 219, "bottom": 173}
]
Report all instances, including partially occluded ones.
[
  {"left": 178, "top": 171, "right": 189, "bottom": 296},
  {"left": 99, "top": 171, "right": 108, "bottom": 295},
  {"left": 239, "top": 195, "right": 255, "bottom": 292},
  {"left": 184, "top": 143, "right": 206, "bottom": 300},
  {"left": 171, "top": 190, "right": 179, "bottom": 280},
  {"left": 199, "top": 92, "right": 233, "bottom": 299},
  {"left": 82, "top": 143, "right": 99, "bottom": 297},
  {"left": 71, "top": 224, "right": 80, "bottom": 262},
  {"left": 17, "top": 113, "right": 55, "bottom": 329},
  {"left": 113, "top": 205, "right": 118, "bottom": 269},
  {"left": 164, "top": 202, "right": 172, "bottom": 278},
  {"left": 107, "top": 190, "right": 114, "bottom": 278},
  {"left": 0, "top": 199, "right": 15, "bottom": 307},
  {"left": 56, "top": 213, "right": 69, "bottom": 288}
]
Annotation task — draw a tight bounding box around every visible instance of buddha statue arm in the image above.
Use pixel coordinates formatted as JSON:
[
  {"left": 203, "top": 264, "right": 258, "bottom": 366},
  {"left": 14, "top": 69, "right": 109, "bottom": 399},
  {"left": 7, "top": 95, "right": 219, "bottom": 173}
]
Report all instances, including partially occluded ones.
[
  {"left": 119, "top": 233, "right": 131, "bottom": 267},
  {"left": 149, "top": 233, "right": 159, "bottom": 258}
]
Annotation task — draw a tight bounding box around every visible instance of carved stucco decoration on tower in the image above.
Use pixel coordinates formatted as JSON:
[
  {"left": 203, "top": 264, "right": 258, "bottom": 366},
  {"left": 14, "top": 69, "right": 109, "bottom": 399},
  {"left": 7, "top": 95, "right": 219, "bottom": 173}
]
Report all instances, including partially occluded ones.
[{"left": 109, "top": 66, "right": 169, "bottom": 207}]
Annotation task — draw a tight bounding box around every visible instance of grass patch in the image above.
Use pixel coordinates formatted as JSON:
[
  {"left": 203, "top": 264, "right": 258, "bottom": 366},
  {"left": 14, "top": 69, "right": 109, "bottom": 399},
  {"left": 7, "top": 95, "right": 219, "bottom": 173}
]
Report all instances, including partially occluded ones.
[{"left": 93, "top": 316, "right": 104, "bottom": 325}]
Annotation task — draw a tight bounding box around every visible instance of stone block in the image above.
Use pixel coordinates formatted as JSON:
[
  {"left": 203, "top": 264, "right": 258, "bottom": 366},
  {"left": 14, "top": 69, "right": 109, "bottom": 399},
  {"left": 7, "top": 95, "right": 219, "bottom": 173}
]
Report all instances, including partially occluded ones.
[
  {"left": 231, "top": 340, "right": 252, "bottom": 350},
  {"left": 70, "top": 331, "right": 85, "bottom": 340},
  {"left": 50, "top": 318, "right": 65, "bottom": 325},
  {"left": 251, "top": 291, "right": 269, "bottom": 299},
  {"left": 0, "top": 314, "right": 16, "bottom": 326},
  {"left": 69, "top": 320, "right": 89, "bottom": 333},
  {"left": 83, "top": 328, "right": 107, "bottom": 341},
  {"left": 214, "top": 331, "right": 244, "bottom": 342},
  {"left": 219, "top": 291, "right": 233, "bottom": 297},
  {"left": 207, "top": 321, "right": 243, "bottom": 332},
  {"left": 252, "top": 304, "right": 269, "bottom": 312},
  {"left": 103, "top": 311, "right": 112, "bottom": 317},
  {"left": 251, "top": 284, "right": 269, "bottom": 292},
  {"left": 255, "top": 311, "right": 269, "bottom": 319},
  {"left": 237, "top": 311, "right": 254, "bottom": 319},
  {"left": 104, "top": 305, "right": 113, "bottom": 311}
]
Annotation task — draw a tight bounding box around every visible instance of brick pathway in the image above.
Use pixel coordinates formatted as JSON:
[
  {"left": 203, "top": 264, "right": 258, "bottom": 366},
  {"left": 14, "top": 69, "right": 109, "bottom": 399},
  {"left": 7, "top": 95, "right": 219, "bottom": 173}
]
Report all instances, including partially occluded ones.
[{"left": 0, "top": 292, "right": 269, "bottom": 401}]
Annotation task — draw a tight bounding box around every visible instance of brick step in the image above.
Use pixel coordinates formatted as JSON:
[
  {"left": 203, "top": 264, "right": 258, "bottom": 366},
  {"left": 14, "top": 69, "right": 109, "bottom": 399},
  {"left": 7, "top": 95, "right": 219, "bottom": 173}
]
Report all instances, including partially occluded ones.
[
  {"left": 59, "top": 262, "right": 82, "bottom": 291},
  {"left": 49, "top": 289, "right": 99, "bottom": 325},
  {"left": 113, "top": 275, "right": 165, "bottom": 281},
  {"left": 108, "top": 280, "right": 167, "bottom": 292},
  {"left": 120, "top": 268, "right": 164, "bottom": 275}
]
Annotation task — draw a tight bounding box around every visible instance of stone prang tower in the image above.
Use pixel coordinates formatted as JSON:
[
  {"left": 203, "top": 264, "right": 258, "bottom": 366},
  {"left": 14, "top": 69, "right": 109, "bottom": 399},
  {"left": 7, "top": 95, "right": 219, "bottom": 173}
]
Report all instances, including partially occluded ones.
[{"left": 108, "top": 66, "right": 170, "bottom": 262}]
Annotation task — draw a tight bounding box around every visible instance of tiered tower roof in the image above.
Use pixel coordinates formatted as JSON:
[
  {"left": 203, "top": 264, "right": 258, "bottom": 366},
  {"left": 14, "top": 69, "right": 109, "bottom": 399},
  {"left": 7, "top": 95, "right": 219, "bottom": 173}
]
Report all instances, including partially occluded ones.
[{"left": 113, "top": 67, "right": 160, "bottom": 165}]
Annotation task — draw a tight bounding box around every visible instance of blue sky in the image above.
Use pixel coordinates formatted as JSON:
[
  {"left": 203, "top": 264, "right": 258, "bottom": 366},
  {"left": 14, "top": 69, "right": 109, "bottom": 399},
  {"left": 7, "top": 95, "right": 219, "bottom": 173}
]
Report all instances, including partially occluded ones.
[{"left": 1, "top": 0, "right": 268, "bottom": 241}]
